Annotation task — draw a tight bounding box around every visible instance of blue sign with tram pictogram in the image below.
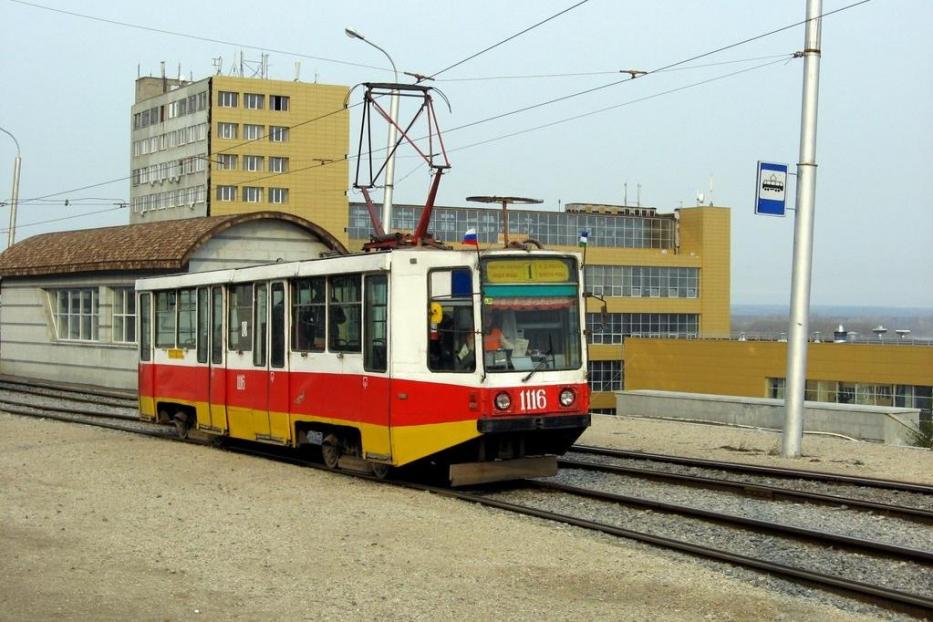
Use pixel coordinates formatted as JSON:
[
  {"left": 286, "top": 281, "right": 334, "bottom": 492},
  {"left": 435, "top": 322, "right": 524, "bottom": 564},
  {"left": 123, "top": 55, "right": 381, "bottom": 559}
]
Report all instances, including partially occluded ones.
[{"left": 755, "top": 161, "right": 788, "bottom": 216}]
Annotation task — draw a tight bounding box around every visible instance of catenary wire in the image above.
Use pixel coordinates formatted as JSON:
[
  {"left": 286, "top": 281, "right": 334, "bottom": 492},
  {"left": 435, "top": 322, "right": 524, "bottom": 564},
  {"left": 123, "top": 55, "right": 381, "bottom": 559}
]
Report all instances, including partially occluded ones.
[
  {"left": 426, "top": 0, "right": 590, "bottom": 80},
  {"left": 0, "top": 205, "right": 126, "bottom": 234},
  {"left": 15, "top": 2, "right": 868, "bottom": 208},
  {"left": 8, "top": 0, "right": 389, "bottom": 73}
]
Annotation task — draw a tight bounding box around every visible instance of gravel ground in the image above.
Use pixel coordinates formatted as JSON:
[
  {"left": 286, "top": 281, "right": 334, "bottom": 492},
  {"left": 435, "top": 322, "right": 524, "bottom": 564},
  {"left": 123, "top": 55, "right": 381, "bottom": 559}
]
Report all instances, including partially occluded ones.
[
  {"left": 0, "top": 412, "right": 897, "bottom": 622},
  {"left": 551, "top": 466, "right": 933, "bottom": 552},
  {"left": 564, "top": 453, "right": 933, "bottom": 512},
  {"left": 580, "top": 415, "right": 933, "bottom": 486}
]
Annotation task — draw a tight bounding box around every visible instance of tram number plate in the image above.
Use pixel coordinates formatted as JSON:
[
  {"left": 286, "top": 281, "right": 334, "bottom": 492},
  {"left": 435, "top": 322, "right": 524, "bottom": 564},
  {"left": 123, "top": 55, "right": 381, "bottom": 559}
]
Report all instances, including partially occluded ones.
[{"left": 519, "top": 389, "right": 547, "bottom": 411}]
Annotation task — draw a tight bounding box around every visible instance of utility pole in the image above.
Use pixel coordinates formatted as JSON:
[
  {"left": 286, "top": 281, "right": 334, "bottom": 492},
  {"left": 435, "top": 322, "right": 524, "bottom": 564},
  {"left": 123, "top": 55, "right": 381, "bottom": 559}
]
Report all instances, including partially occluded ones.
[
  {"left": 0, "top": 126, "right": 22, "bottom": 248},
  {"left": 782, "top": 0, "right": 822, "bottom": 458}
]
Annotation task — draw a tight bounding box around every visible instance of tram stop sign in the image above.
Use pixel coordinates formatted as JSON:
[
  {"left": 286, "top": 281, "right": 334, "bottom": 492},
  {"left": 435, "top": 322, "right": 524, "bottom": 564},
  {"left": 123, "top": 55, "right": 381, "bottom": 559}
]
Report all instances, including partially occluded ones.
[{"left": 755, "top": 161, "right": 788, "bottom": 216}]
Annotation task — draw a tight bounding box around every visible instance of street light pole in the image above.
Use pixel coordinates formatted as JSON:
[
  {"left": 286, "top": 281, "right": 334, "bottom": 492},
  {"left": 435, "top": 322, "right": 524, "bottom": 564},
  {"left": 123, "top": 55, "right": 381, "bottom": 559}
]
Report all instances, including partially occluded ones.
[
  {"left": 0, "top": 126, "right": 22, "bottom": 249},
  {"left": 345, "top": 28, "right": 400, "bottom": 233},
  {"left": 782, "top": 0, "right": 823, "bottom": 458}
]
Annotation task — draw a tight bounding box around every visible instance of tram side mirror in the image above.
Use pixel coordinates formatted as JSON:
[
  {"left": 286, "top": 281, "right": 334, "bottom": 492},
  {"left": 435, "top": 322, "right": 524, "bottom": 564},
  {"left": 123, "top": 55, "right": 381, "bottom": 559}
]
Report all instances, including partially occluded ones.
[{"left": 583, "top": 292, "right": 608, "bottom": 330}]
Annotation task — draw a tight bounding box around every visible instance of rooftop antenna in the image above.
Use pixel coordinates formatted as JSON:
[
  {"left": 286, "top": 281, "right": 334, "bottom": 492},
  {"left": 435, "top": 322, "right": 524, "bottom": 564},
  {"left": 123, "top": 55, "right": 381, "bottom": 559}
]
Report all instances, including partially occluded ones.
[
  {"left": 624, "top": 182, "right": 628, "bottom": 206},
  {"left": 708, "top": 174, "right": 714, "bottom": 206},
  {"left": 696, "top": 191, "right": 704, "bottom": 206},
  {"left": 212, "top": 56, "right": 223, "bottom": 75},
  {"left": 294, "top": 61, "right": 301, "bottom": 82},
  {"left": 637, "top": 183, "right": 641, "bottom": 207}
]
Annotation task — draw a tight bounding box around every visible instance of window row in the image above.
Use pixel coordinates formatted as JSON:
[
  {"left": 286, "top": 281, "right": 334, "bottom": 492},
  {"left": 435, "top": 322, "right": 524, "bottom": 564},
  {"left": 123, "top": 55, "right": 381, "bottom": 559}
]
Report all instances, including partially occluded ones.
[
  {"left": 588, "top": 360, "right": 624, "bottom": 392},
  {"left": 132, "top": 154, "right": 208, "bottom": 186},
  {"left": 218, "top": 91, "right": 290, "bottom": 111},
  {"left": 767, "top": 378, "right": 932, "bottom": 413},
  {"left": 348, "top": 204, "right": 677, "bottom": 249},
  {"left": 132, "top": 186, "right": 207, "bottom": 214},
  {"left": 144, "top": 274, "right": 387, "bottom": 372},
  {"left": 50, "top": 287, "right": 136, "bottom": 343},
  {"left": 584, "top": 265, "right": 699, "bottom": 298},
  {"left": 216, "top": 122, "right": 289, "bottom": 142},
  {"left": 215, "top": 185, "right": 288, "bottom": 204},
  {"left": 586, "top": 313, "right": 699, "bottom": 344},
  {"left": 216, "top": 154, "right": 289, "bottom": 173},
  {"left": 132, "top": 123, "right": 208, "bottom": 156},
  {"left": 133, "top": 91, "right": 208, "bottom": 130}
]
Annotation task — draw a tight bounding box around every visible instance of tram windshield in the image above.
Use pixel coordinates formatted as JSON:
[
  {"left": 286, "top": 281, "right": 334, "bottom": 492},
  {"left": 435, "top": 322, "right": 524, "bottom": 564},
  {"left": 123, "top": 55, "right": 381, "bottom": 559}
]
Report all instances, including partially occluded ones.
[{"left": 480, "top": 256, "right": 582, "bottom": 373}]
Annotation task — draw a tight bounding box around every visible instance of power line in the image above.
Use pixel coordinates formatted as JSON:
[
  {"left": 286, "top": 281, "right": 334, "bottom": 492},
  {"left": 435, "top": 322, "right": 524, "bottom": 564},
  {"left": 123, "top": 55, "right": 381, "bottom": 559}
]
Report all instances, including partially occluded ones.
[
  {"left": 427, "top": 0, "right": 591, "bottom": 80},
  {"left": 9, "top": 0, "right": 390, "bottom": 73},
  {"left": 0, "top": 205, "right": 126, "bottom": 234},
  {"left": 435, "top": 54, "right": 793, "bottom": 82}
]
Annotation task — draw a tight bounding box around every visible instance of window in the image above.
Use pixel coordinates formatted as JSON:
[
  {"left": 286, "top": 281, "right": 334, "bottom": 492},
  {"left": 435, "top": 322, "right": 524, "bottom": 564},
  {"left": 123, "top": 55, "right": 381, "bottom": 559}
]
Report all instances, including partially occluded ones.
[
  {"left": 270, "top": 283, "right": 285, "bottom": 369},
  {"left": 218, "top": 91, "right": 238, "bottom": 107},
  {"left": 270, "top": 95, "right": 289, "bottom": 111},
  {"left": 244, "top": 93, "right": 264, "bottom": 109},
  {"left": 197, "top": 91, "right": 208, "bottom": 111},
  {"left": 211, "top": 287, "right": 224, "bottom": 364},
  {"left": 254, "top": 283, "right": 268, "bottom": 367},
  {"left": 269, "top": 157, "right": 289, "bottom": 173},
  {"left": 243, "top": 186, "right": 262, "bottom": 203},
  {"left": 112, "top": 288, "right": 136, "bottom": 343},
  {"left": 216, "top": 185, "right": 236, "bottom": 201},
  {"left": 428, "top": 268, "right": 475, "bottom": 372},
  {"left": 139, "top": 293, "right": 151, "bottom": 362},
  {"left": 228, "top": 284, "right": 253, "bottom": 352},
  {"left": 329, "top": 275, "right": 362, "bottom": 352},
  {"left": 217, "top": 154, "right": 237, "bottom": 170},
  {"left": 244, "top": 155, "right": 264, "bottom": 172},
  {"left": 155, "top": 291, "right": 176, "bottom": 348},
  {"left": 364, "top": 275, "right": 388, "bottom": 372},
  {"left": 268, "top": 188, "right": 288, "bottom": 204},
  {"left": 269, "top": 126, "right": 289, "bottom": 142},
  {"left": 586, "top": 313, "right": 699, "bottom": 344},
  {"left": 292, "top": 278, "right": 326, "bottom": 352},
  {"left": 54, "top": 289, "right": 99, "bottom": 341},
  {"left": 217, "top": 122, "right": 237, "bottom": 139},
  {"left": 243, "top": 124, "right": 263, "bottom": 140},
  {"left": 588, "top": 360, "right": 623, "bottom": 392},
  {"left": 177, "top": 289, "right": 197, "bottom": 348},
  {"left": 197, "top": 288, "right": 209, "bottom": 363}
]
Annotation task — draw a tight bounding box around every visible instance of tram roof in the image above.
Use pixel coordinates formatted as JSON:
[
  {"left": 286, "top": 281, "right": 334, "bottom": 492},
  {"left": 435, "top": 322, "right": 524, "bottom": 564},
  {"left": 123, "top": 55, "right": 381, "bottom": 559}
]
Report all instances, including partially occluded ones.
[{"left": 0, "top": 212, "right": 347, "bottom": 278}]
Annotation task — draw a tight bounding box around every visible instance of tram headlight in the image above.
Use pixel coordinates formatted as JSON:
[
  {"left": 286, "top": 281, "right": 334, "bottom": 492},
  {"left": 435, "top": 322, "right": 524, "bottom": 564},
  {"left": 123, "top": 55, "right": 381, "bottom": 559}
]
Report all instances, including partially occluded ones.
[
  {"left": 559, "top": 388, "right": 576, "bottom": 407},
  {"left": 494, "top": 392, "right": 512, "bottom": 411}
]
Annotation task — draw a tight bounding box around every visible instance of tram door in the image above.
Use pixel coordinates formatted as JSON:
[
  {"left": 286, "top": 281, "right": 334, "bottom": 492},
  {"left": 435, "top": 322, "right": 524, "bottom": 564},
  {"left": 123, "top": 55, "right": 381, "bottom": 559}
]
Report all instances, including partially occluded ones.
[
  {"left": 250, "top": 282, "right": 272, "bottom": 439},
  {"left": 363, "top": 274, "right": 392, "bottom": 459},
  {"left": 267, "top": 281, "right": 290, "bottom": 442},
  {"left": 207, "top": 286, "right": 228, "bottom": 432}
]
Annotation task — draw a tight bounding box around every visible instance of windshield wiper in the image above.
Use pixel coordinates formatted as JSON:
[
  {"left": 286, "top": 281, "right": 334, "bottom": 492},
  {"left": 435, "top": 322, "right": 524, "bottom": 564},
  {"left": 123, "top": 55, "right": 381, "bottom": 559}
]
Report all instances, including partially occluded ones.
[{"left": 522, "top": 334, "right": 555, "bottom": 383}]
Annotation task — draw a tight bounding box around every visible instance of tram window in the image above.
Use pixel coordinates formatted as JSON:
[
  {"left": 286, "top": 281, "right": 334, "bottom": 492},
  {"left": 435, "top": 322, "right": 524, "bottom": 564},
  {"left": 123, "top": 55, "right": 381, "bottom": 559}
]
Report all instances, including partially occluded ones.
[
  {"left": 364, "top": 274, "right": 387, "bottom": 372},
  {"left": 254, "top": 283, "right": 268, "bottom": 367},
  {"left": 329, "top": 274, "right": 362, "bottom": 352},
  {"left": 428, "top": 268, "right": 475, "bottom": 372},
  {"left": 139, "top": 293, "right": 151, "bottom": 361},
  {"left": 155, "top": 291, "right": 176, "bottom": 348},
  {"left": 291, "top": 277, "right": 325, "bottom": 352},
  {"left": 228, "top": 284, "right": 253, "bottom": 352},
  {"left": 196, "top": 287, "right": 209, "bottom": 363},
  {"left": 177, "top": 288, "right": 197, "bottom": 349},
  {"left": 210, "top": 286, "right": 223, "bottom": 364},
  {"left": 270, "top": 282, "right": 285, "bottom": 368}
]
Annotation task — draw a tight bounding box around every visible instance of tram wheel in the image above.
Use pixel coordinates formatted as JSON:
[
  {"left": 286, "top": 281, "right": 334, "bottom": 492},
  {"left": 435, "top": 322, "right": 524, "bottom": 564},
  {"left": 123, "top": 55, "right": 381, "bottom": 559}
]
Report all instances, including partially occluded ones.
[
  {"left": 321, "top": 434, "right": 340, "bottom": 469},
  {"left": 173, "top": 411, "right": 190, "bottom": 439},
  {"left": 371, "top": 462, "right": 391, "bottom": 480}
]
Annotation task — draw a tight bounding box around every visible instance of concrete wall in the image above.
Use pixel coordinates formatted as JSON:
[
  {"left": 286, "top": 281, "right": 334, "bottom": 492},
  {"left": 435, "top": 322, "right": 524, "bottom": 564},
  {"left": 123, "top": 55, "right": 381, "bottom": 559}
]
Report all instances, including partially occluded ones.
[
  {"left": 616, "top": 389, "right": 921, "bottom": 446},
  {"left": 187, "top": 219, "right": 331, "bottom": 272}
]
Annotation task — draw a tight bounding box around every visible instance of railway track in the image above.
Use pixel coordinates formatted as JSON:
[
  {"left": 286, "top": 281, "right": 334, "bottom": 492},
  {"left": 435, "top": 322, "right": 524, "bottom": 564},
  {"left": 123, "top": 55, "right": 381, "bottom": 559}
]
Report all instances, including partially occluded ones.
[{"left": 2, "top": 378, "right": 931, "bottom": 616}]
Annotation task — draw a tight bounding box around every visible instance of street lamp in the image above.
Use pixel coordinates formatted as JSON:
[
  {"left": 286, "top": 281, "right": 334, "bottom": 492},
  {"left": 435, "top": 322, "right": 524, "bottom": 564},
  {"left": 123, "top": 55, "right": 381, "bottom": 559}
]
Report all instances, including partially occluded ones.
[
  {"left": 345, "top": 27, "right": 400, "bottom": 233},
  {"left": 0, "top": 126, "right": 22, "bottom": 248}
]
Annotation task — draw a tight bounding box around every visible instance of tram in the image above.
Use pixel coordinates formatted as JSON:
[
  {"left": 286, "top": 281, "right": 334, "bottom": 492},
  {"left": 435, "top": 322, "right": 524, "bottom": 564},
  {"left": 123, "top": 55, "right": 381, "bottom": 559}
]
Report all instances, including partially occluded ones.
[{"left": 136, "top": 247, "right": 590, "bottom": 485}]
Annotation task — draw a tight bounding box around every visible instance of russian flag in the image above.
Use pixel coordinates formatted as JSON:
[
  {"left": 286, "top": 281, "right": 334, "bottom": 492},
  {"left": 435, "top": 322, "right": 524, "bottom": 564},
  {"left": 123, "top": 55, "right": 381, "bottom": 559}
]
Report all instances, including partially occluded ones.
[{"left": 462, "top": 228, "right": 478, "bottom": 246}]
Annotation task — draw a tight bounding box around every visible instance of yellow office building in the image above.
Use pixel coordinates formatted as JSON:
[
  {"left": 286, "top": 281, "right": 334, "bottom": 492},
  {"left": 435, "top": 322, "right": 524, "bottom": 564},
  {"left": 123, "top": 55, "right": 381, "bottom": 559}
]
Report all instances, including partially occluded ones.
[
  {"left": 348, "top": 201, "right": 731, "bottom": 411},
  {"left": 130, "top": 74, "right": 349, "bottom": 244}
]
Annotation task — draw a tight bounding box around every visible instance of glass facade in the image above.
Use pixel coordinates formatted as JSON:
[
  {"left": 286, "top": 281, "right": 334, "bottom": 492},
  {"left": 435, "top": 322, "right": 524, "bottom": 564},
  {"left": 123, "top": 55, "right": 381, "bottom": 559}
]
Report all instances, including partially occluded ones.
[
  {"left": 348, "top": 203, "right": 676, "bottom": 249},
  {"left": 586, "top": 313, "right": 699, "bottom": 344},
  {"left": 585, "top": 265, "right": 699, "bottom": 298}
]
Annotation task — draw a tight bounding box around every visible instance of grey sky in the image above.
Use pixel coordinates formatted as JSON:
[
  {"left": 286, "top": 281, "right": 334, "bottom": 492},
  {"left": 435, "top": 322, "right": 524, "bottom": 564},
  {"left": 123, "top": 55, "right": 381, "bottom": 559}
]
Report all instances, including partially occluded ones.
[{"left": 1, "top": 0, "right": 930, "bottom": 308}]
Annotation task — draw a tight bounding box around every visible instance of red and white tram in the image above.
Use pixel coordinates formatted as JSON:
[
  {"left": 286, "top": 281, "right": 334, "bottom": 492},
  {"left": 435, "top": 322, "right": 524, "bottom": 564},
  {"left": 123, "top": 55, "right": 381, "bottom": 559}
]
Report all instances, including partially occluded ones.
[{"left": 136, "top": 247, "right": 590, "bottom": 485}]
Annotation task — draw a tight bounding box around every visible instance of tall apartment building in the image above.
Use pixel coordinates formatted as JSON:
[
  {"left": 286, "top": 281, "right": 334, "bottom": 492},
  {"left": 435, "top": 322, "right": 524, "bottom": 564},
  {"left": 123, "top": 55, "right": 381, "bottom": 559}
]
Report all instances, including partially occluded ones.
[
  {"left": 347, "top": 200, "right": 731, "bottom": 411},
  {"left": 130, "top": 74, "right": 349, "bottom": 243}
]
